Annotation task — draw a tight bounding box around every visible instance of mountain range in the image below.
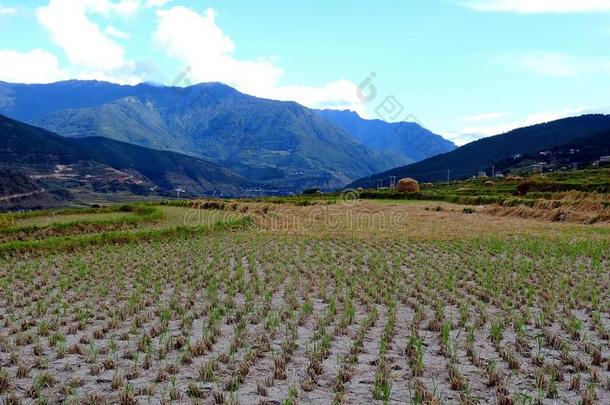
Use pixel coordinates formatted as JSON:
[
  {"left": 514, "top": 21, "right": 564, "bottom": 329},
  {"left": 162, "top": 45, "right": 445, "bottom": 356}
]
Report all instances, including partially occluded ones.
[
  {"left": 3, "top": 79, "right": 608, "bottom": 205},
  {"left": 349, "top": 114, "right": 610, "bottom": 188},
  {"left": 318, "top": 109, "right": 455, "bottom": 164},
  {"left": 0, "top": 80, "right": 454, "bottom": 192},
  {"left": 0, "top": 114, "right": 249, "bottom": 201}
]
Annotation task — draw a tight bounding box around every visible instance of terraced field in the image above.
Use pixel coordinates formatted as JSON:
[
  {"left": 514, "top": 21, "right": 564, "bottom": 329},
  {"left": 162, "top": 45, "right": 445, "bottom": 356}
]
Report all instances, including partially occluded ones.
[{"left": 0, "top": 200, "right": 609, "bottom": 404}]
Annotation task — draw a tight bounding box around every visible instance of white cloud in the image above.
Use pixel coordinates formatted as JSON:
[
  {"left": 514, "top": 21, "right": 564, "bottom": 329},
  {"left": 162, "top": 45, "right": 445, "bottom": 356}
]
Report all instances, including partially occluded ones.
[
  {"left": 37, "top": 0, "right": 134, "bottom": 71},
  {"left": 498, "top": 52, "right": 610, "bottom": 78},
  {"left": 0, "top": 49, "right": 68, "bottom": 83},
  {"left": 462, "top": 112, "right": 506, "bottom": 122},
  {"left": 0, "top": 6, "right": 15, "bottom": 15},
  {"left": 460, "top": 0, "right": 610, "bottom": 13},
  {"left": 146, "top": 0, "right": 170, "bottom": 7},
  {"left": 34, "top": 0, "right": 142, "bottom": 84},
  {"left": 105, "top": 25, "right": 130, "bottom": 39},
  {"left": 154, "top": 6, "right": 364, "bottom": 113},
  {"left": 111, "top": 0, "right": 140, "bottom": 16},
  {"left": 448, "top": 106, "right": 607, "bottom": 145}
]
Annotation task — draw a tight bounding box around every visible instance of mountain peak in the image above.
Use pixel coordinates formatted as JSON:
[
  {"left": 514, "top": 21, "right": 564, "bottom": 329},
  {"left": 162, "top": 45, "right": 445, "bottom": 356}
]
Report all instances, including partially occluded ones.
[{"left": 319, "top": 109, "right": 455, "bottom": 163}]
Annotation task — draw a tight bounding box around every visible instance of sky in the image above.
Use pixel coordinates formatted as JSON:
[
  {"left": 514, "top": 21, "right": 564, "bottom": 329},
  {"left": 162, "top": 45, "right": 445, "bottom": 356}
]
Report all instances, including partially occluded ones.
[{"left": 2, "top": 0, "right": 610, "bottom": 145}]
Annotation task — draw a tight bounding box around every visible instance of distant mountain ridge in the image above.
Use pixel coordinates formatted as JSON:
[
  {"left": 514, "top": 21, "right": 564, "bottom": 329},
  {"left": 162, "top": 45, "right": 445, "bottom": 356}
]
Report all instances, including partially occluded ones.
[
  {"left": 494, "top": 130, "right": 610, "bottom": 173},
  {"left": 349, "top": 114, "right": 610, "bottom": 188},
  {"left": 0, "top": 114, "right": 249, "bottom": 197},
  {"left": 318, "top": 109, "right": 455, "bottom": 164},
  {"left": 0, "top": 80, "right": 454, "bottom": 192},
  {"left": 0, "top": 81, "right": 388, "bottom": 191}
]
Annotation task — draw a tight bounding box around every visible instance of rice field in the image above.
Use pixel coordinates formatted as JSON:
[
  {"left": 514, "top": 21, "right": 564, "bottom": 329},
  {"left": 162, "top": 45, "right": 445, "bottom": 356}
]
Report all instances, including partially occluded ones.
[{"left": 0, "top": 200, "right": 609, "bottom": 404}]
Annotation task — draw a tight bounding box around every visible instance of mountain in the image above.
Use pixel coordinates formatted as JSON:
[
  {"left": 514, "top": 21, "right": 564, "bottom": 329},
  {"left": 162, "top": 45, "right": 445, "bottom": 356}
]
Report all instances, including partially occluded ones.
[
  {"left": 494, "top": 130, "right": 610, "bottom": 173},
  {"left": 0, "top": 169, "right": 42, "bottom": 199},
  {"left": 318, "top": 109, "right": 456, "bottom": 164},
  {"left": 0, "top": 80, "right": 410, "bottom": 191},
  {"left": 0, "top": 114, "right": 248, "bottom": 197},
  {"left": 349, "top": 114, "right": 610, "bottom": 188}
]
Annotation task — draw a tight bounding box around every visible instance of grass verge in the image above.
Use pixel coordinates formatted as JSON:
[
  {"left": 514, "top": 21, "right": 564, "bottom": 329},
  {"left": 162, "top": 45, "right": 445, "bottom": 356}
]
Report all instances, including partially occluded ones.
[{"left": 0, "top": 215, "right": 251, "bottom": 257}]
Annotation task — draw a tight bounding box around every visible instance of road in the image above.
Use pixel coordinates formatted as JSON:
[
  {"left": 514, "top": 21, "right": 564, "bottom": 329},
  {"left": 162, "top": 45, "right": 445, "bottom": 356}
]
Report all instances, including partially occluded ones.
[{"left": 0, "top": 188, "right": 45, "bottom": 202}]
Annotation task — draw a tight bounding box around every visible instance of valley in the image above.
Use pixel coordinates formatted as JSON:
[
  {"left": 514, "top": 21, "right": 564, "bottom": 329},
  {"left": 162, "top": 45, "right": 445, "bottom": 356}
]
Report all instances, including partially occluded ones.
[{"left": 2, "top": 2, "right": 610, "bottom": 405}]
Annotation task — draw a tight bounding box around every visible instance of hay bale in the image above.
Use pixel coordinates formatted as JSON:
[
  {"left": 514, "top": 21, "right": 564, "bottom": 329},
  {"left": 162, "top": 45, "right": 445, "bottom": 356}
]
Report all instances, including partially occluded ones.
[
  {"left": 356, "top": 187, "right": 364, "bottom": 192},
  {"left": 484, "top": 180, "right": 495, "bottom": 187},
  {"left": 396, "top": 178, "right": 420, "bottom": 193},
  {"left": 421, "top": 182, "right": 434, "bottom": 189}
]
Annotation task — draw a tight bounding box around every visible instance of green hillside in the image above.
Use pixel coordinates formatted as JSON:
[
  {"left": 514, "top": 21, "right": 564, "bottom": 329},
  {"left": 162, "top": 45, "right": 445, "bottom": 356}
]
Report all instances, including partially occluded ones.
[
  {"left": 0, "top": 114, "right": 249, "bottom": 198},
  {"left": 350, "top": 114, "right": 610, "bottom": 188},
  {"left": 0, "top": 81, "right": 415, "bottom": 191}
]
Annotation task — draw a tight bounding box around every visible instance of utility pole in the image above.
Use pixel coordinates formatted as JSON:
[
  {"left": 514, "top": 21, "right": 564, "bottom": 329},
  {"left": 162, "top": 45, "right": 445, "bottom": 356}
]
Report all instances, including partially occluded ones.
[
  {"left": 390, "top": 176, "right": 397, "bottom": 190},
  {"left": 377, "top": 179, "right": 383, "bottom": 190},
  {"left": 447, "top": 170, "right": 450, "bottom": 186},
  {"left": 572, "top": 162, "right": 577, "bottom": 171},
  {"left": 492, "top": 165, "right": 495, "bottom": 178}
]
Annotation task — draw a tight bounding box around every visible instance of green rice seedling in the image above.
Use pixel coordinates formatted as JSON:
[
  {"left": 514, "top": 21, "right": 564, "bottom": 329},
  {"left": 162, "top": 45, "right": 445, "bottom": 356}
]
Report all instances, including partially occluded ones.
[
  {"left": 32, "top": 340, "right": 43, "bottom": 357},
  {"left": 57, "top": 342, "right": 68, "bottom": 359},
  {"left": 111, "top": 372, "right": 124, "bottom": 391},
  {"left": 487, "top": 361, "right": 499, "bottom": 387},
  {"left": 186, "top": 382, "right": 205, "bottom": 399},
  {"left": 0, "top": 368, "right": 9, "bottom": 392},
  {"left": 447, "top": 362, "right": 467, "bottom": 391},
  {"left": 534, "top": 368, "right": 546, "bottom": 390},
  {"left": 48, "top": 331, "right": 65, "bottom": 347},
  {"left": 35, "top": 372, "right": 55, "bottom": 389},
  {"left": 405, "top": 335, "right": 424, "bottom": 376},
  {"left": 198, "top": 359, "right": 217, "bottom": 382},
  {"left": 373, "top": 358, "right": 392, "bottom": 401},
  {"left": 169, "top": 376, "right": 181, "bottom": 400},
  {"left": 281, "top": 385, "right": 299, "bottom": 405},
  {"left": 546, "top": 377, "right": 558, "bottom": 399},
  {"left": 581, "top": 382, "right": 596, "bottom": 405},
  {"left": 490, "top": 320, "right": 504, "bottom": 346},
  {"left": 410, "top": 379, "right": 440, "bottom": 405},
  {"left": 440, "top": 320, "right": 451, "bottom": 354}
]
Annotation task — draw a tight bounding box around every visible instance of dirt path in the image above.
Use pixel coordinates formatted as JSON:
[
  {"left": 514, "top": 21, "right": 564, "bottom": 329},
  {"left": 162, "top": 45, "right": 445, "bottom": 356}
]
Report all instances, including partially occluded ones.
[{"left": 0, "top": 188, "right": 45, "bottom": 202}]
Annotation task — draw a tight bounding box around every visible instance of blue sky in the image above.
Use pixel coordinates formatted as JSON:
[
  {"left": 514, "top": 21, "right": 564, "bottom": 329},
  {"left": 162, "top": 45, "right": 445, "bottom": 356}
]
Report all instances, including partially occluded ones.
[{"left": 2, "top": 1, "right": 610, "bottom": 144}]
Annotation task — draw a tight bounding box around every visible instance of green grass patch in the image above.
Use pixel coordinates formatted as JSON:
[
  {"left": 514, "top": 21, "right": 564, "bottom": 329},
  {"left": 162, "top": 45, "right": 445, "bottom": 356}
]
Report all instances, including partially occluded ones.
[
  {"left": 0, "top": 205, "right": 163, "bottom": 242},
  {"left": 0, "top": 214, "right": 251, "bottom": 257}
]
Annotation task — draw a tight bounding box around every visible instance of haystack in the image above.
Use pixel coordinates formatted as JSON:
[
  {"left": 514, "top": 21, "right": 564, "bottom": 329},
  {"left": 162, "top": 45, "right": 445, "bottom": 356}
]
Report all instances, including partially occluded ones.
[
  {"left": 421, "top": 182, "right": 434, "bottom": 189},
  {"left": 484, "top": 180, "right": 495, "bottom": 187},
  {"left": 396, "top": 178, "right": 419, "bottom": 193}
]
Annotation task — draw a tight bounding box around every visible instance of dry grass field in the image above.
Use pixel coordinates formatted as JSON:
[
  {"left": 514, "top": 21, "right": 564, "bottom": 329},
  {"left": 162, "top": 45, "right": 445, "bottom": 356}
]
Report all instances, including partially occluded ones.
[{"left": 1, "top": 200, "right": 609, "bottom": 404}]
